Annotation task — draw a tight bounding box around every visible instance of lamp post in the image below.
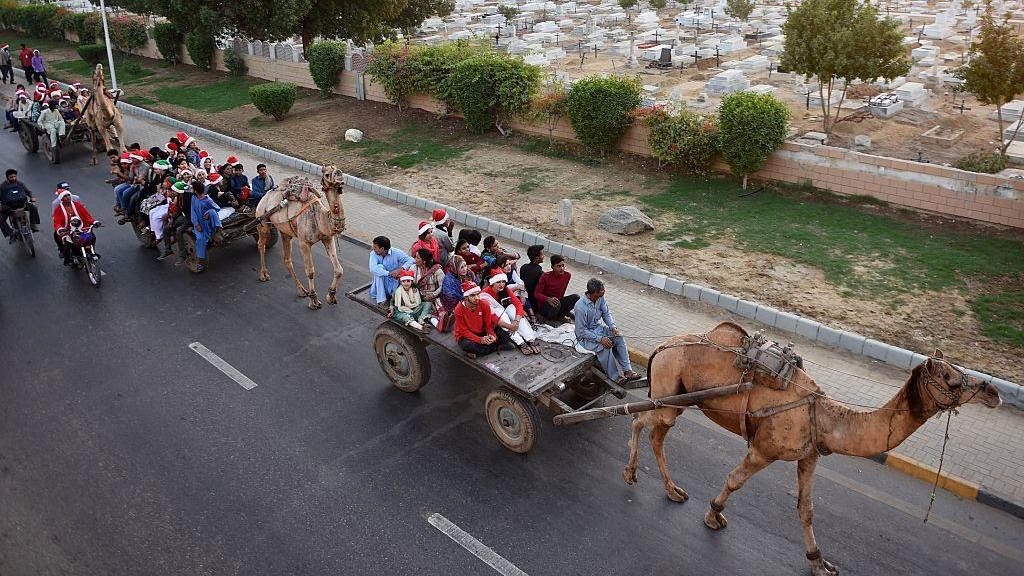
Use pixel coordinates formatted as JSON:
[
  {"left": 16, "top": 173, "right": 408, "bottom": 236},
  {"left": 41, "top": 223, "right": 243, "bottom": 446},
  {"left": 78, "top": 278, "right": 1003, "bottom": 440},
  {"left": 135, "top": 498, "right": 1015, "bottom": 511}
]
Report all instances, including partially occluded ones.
[{"left": 98, "top": 0, "right": 118, "bottom": 90}]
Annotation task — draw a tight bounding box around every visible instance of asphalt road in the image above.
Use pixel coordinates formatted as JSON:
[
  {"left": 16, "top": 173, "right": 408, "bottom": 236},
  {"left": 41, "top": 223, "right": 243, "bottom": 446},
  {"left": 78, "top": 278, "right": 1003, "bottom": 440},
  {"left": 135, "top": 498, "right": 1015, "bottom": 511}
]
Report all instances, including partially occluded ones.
[{"left": 1, "top": 136, "right": 1021, "bottom": 576}]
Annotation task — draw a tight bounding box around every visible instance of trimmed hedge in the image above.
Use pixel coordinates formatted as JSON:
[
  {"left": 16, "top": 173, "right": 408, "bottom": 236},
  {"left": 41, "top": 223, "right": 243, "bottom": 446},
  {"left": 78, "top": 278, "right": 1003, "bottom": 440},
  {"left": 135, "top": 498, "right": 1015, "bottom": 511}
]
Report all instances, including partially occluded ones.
[
  {"left": 306, "top": 40, "right": 347, "bottom": 98},
  {"left": 185, "top": 30, "right": 215, "bottom": 71},
  {"left": 718, "top": 91, "right": 790, "bottom": 188},
  {"left": 444, "top": 51, "right": 540, "bottom": 133},
  {"left": 643, "top": 107, "right": 720, "bottom": 175},
  {"left": 153, "top": 21, "right": 182, "bottom": 65},
  {"left": 108, "top": 15, "right": 146, "bottom": 53},
  {"left": 250, "top": 82, "right": 297, "bottom": 120},
  {"left": 565, "top": 75, "right": 642, "bottom": 155},
  {"left": 76, "top": 43, "right": 108, "bottom": 66}
]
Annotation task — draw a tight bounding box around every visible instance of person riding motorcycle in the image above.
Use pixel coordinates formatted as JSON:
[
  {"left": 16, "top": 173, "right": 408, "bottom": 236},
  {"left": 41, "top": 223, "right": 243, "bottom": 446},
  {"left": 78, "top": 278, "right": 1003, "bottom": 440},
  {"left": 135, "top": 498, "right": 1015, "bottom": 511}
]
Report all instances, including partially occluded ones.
[
  {"left": 53, "top": 189, "right": 98, "bottom": 264},
  {"left": 0, "top": 168, "right": 40, "bottom": 243}
]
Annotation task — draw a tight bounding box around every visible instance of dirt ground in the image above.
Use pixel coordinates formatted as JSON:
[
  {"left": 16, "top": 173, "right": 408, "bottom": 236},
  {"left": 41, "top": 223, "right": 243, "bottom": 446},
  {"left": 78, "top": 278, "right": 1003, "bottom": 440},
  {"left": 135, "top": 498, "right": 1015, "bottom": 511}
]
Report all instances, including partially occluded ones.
[{"left": 37, "top": 40, "right": 1024, "bottom": 382}]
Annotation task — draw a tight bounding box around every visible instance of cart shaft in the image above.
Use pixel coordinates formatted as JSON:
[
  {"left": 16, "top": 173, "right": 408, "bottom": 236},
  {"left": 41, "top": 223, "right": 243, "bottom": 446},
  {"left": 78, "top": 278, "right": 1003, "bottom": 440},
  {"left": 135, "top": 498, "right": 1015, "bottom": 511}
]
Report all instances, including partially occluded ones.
[{"left": 552, "top": 382, "right": 753, "bottom": 427}]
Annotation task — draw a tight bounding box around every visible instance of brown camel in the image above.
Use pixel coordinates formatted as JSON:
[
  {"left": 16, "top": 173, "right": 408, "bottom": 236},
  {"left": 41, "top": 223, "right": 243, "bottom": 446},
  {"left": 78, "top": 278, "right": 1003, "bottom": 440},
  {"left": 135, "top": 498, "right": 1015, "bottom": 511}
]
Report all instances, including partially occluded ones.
[
  {"left": 82, "top": 64, "right": 125, "bottom": 165},
  {"left": 622, "top": 321, "right": 1002, "bottom": 576},
  {"left": 255, "top": 165, "right": 346, "bottom": 310}
]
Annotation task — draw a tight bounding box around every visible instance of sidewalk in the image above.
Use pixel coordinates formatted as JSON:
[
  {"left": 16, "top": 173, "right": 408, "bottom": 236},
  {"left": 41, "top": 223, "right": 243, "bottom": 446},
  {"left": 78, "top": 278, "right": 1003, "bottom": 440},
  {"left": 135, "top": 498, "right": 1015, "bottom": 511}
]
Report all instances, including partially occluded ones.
[{"left": 47, "top": 88, "right": 1024, "bottom": 512}]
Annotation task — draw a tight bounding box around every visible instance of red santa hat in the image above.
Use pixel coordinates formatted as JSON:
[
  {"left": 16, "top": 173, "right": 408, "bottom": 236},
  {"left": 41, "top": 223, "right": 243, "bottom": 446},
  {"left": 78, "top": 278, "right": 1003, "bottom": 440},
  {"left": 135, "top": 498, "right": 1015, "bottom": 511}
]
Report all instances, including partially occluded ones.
[
  {"left": 32, "top": 91, "right": 44, "bottom": 103},
  {"left": 488, "top": 270, "right": 509, "bottom": 285},
  {"left": 56, "top": 190, "right": 81, "bottom": 222},
  {"left": 71, "top": 81, "right": 81, "bottom": 90},
  {"left": 139, "top": 150, "right": 153, "bottom": 161},
  {"left": 129, "top": 152, "right": 144, "bottom": 161},
  {"left": 239, "top": 185, "right": 251, "bottom": 201},
  {"left": 226, "top": 155, "right": 241, "bottom": 167},
  {"left": 399, "top": 269, "right": 416, "bottom": 281},
  {"left": 0, "top": 44, "right": 8, "bottom": 50},
  {"left": 175, "top": 131, "right": 195, "bottom": 147},
  {"left": 48, "top": 89, "right": 62, "bottom": 100},
  {"left": 198, "top": 150, "right": 210, "bottom": 164},
  {"left": 207, "top": 172, "right": 223, "bottom": 185},
  {"left": 431, "top": 209, "right": 449, "bottom": 225},
  {"left": 119, "top": 152, "right": 132, "bottom": 164},
  {"left": 166, "top": 141, "right": 179, "bottom": 154},
  {"left": 461, "top": 281, "right": 481, "bottom": 296},
  {"left": 417, "top": 220, "right": 432, "bottom": 235},
  {"left": 48, "top": 80, "right": 59, "bottom": 90}
]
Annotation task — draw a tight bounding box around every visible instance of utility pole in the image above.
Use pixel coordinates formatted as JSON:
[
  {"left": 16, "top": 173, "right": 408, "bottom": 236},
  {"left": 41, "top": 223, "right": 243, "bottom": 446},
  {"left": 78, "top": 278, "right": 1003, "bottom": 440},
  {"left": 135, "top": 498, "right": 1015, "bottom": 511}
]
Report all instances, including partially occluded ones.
[{"left": 98, "top": 0, "right": 118, "bottom": 90}]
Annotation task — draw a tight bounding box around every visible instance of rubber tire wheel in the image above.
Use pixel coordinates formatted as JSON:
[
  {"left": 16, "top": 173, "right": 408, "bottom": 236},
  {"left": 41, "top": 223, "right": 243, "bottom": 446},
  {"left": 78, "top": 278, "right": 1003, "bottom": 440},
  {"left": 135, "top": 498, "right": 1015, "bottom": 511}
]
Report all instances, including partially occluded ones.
[
  {"left": 180, "top": 232, "right": 202, "bottom": 273},
  {"left": 43, "top": 135, "right": 60, "bottom": 164},
  {"left": 373, "top": 321, "right": 430, "bottom": 392},
  {"left": 250, "top": 225, "right": 279, "bottom": 249},
  {"left": 85, "top": 254, "right": 101, "bottom": 287},
  {"left": 21, "top": 228, "right": 35, "bottom": 258},
  {"left": 485, "top": 387, "right": 540, "bottom": 454},
  {"left": 569, "top": 378, "right": 604, "bottom": 401},
  {"left": 19, "top": 123, "right": 38, "bottom": 153},
  {"left": 132, "top": 216, "right": 158, "bottom": 248}
]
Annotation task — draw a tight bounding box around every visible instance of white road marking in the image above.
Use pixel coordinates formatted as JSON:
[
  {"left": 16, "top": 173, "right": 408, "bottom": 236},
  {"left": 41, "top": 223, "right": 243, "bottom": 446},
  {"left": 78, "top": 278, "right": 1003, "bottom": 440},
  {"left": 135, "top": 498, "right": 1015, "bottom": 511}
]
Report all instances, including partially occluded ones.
[
  {"left": 427, "top": 513, "right": 528, "bottom": 576},
  {"left": 188, "top": 342, "right": 258, "bottom": 390}
]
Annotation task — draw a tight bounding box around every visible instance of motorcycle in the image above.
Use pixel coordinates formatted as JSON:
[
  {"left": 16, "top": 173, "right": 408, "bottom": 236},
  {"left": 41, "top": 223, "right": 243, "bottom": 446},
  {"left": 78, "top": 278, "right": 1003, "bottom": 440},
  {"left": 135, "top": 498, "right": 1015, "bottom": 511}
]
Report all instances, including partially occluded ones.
[
  {"left": 63, "top": 218, "right": 102, "bottom": 287},
  {"left": 5, "top": 198, "right": 36, "bottom": 258}
]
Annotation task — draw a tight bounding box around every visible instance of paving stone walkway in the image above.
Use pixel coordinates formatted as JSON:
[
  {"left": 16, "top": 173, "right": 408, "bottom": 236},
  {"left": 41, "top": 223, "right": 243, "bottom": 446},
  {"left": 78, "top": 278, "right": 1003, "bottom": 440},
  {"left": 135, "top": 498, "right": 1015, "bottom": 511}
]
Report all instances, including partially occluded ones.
[{"left": 75, "top": 97, "right": 1024, "bottom": 510}]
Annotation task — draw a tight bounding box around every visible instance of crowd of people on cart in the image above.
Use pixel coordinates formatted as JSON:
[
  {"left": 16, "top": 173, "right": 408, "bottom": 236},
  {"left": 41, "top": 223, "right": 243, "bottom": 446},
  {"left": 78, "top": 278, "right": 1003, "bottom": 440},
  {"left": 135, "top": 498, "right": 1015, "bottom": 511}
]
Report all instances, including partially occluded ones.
[
  {"left": 3, "top": 77, "right": 92, "bottom": 149},
  {"left": 369, "top": 213, "right": 640, "bottom": 384}
]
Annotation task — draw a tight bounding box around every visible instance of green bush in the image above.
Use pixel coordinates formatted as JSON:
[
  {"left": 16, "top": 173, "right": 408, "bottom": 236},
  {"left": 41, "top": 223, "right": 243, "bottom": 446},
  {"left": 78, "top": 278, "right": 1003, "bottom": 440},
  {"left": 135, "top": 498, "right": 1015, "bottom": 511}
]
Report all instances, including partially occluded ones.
[
  {"left": 407, "top": 41, "right": 479, "bottom": 106},
  {"left": 76, "top": 43, "right": 108, "bottom": 66},
  {"left": 306, "top": 40, "right": 347, "bottom": 98},
  {"left": 249, "top": 82, "right": 297, "bottom": 120},
  {"left": 152, "top": 21, "right": 182, "bottom": 64},
  {"left": 643, "top": 107, "right": 720, "bottom": 175},
  {"left": 954, "top": 151, "right": 1007, "bottom": 174},
  {"left": 718, "top": 91, "right": 790, "bottom": 188},
  {"left": 14, "top": 4, "right": 62, "bottom": 40},
  {"left": 527, "top": 88, "right": 568, "bottom": 142},
  {"left": 365, "top": 41, "right": 414, "bottom": 107},
  {"left": 565, "top": 75, "right": 642, "bottom": 155},
  {"left": 185, "top": 30, "right": 215, "bottom": 71},
  {"left": 108, "top": 15, "right": 147, "bottom": 53},
  {"left": 444, "top": 51, "right": 540, "bottom": 133},
  {"left": 224, "top": 48, "right": 247, "bottom": 77},
  {"left": 81, "top": 12, "right": 101, "bottom": 43}
]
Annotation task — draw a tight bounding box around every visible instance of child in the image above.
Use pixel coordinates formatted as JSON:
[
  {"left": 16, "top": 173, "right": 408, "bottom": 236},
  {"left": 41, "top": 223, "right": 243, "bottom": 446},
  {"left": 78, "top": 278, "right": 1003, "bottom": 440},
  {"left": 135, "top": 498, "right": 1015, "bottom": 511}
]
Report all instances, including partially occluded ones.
[{"left": 391, "top": 269, "right": 433, "bottom": 332}]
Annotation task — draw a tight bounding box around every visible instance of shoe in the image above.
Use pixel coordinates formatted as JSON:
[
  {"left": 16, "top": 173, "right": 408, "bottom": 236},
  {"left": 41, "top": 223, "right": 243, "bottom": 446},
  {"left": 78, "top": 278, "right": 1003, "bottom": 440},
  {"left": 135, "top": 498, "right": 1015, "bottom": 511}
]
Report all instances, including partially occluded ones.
[
  {"left": 429, "top": 317, "right": 439, "bottom": 328},
  {"left": 117, "top": 217, "right": 128, "bottom": 225},
  {"left": 464, "top": 351, "right": 477, "bottom": 359},
  {"left": 622, "top": 370, "right": 641, "bottom": 381},
  {"left": 408, "top": 320, "right": 423, "bottom": 331},
  {"left": 157, "top": 250, "right": 173, "bottom": 261},
  {"left": 30, "top": 225, "right": 38, "bottom": 232},
  {"left": 8, "top": 235, "right": 15, "bottom": 245}
]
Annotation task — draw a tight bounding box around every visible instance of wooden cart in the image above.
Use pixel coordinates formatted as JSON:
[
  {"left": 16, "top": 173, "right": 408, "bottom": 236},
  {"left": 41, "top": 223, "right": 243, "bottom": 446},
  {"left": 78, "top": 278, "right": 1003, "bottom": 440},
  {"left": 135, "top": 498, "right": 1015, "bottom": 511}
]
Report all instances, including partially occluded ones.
[
  {"left": 17, "top": 96, "right": 98, "bottom": 165},
  {"left": 348, "top": 282, "right": 644, "bottom": 453}
]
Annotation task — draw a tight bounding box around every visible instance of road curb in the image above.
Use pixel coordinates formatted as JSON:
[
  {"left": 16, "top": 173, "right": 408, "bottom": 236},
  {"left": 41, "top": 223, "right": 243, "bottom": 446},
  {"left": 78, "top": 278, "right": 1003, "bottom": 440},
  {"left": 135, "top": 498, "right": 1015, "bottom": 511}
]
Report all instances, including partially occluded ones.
[{"left": 106, "top": 98, "right": 1024, "bottom": 410}]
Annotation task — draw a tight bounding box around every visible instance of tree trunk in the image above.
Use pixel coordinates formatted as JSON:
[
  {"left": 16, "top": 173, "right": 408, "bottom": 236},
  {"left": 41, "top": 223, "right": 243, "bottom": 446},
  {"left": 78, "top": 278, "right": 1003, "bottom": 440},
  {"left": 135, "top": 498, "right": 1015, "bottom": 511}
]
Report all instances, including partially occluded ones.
[
  {"left": 830, "top": 82, "right": 849, "bottom": 130},
  {"left": 300, "top": 18, "right": 314, "bottom": 59},
  {"left": 818, "top": 79, "right": 830, "bottom": 133},
  {"left": 997, "top": 101, "right": 1009, "bottom": 157},
  {"left": 742, "top": 174, "right": 748, "bottom": 190}
]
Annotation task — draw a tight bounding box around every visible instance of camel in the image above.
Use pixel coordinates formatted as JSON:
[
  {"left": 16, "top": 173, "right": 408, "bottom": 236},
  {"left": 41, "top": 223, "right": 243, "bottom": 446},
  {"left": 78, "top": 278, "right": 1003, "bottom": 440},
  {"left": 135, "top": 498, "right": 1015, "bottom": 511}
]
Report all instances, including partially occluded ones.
[
  {"left": 82, "top": 64, "right": 125, "bottom": 165},
  {"left": 622, "top": 321, "right": 1002, "bottom": 576},
  {"left": 255, "top": 165, "right": 346, "bottom": 310}
]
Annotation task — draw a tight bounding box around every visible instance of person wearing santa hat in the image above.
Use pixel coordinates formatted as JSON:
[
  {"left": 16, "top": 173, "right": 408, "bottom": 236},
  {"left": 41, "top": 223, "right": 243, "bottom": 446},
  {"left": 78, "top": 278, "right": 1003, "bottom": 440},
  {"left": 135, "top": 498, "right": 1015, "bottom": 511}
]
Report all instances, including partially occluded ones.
[
  {"left": 28, "top": 85, "right": 45, "bottom": 122},
  {"left": 37, "top": 98, "right": 66, "bottom": 149},
  {"left": 53, "top": 189, "right": 97, "bottom": 264},
  {"left": 0, "top": 43, "right": 13, "bottom": 85},
  {"left": 481, "top": 268, "right": 540, "bottom": 355},
  {"left": 30, "top": 49, "right": 47, "bottom": 87},
  {"left": 206, "top": 172, "right": 237, "bottom": 208},
  {"left": 410, "top": 220, "right": 440, "bottom": 264},
  {"left": 228, "top": 162, "right": 251, "bottom": 207},
  {"left": 453, "top": 280, "right": 513, "bottom": 358},
  {"left": 430, "top": 208, "right": 455, "bottom": 266},
  {"left": 113, "top": 151, "right": 149, "bottom": 216},
  {"left": 106, "top": 151, "right": 131, "bottom": 188},
  {"left": 119, "top": 158, "right": 168, "bottom": 224},
  {"left": 390, "top": 269, "right": 433, "bottom": 332},
  {"left": 50, "top": 181, "right": 79, "bottom": 212},
  {"left": 190, "top": 182, "right": 224, "bottom": 271},
  {"left": 159, "top": 180, "right": 190, "bottom": 260},
  {"left": 196, "top": 150, "right": 212, "bottom": 173},
  {"left": 369, "top": 235, "right": 415, "bottom": 307},
  {"left": 4, "top": 85, "right": 27, "bottom": 131}
]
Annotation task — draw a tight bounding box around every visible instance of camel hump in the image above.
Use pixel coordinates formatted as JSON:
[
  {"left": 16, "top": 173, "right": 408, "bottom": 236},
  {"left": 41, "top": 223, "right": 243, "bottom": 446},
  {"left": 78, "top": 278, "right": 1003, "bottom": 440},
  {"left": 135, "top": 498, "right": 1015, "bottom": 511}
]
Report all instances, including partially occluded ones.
[{"left": 705, "top": 321, "right": 748, "bottom": 348}]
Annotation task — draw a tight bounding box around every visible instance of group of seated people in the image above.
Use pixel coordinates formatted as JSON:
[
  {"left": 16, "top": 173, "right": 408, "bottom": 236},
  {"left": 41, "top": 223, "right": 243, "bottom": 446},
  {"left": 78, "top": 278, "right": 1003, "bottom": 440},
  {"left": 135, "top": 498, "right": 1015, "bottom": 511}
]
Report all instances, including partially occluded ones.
[
  {"left": 3, "top": 81, "right": 91, "bottom": 147},
  {"left": 370, "top": 210, "right": 639, "bottom": 383},
  {"left": 105, "top": 131, "right": 275, "bottom": 271}
]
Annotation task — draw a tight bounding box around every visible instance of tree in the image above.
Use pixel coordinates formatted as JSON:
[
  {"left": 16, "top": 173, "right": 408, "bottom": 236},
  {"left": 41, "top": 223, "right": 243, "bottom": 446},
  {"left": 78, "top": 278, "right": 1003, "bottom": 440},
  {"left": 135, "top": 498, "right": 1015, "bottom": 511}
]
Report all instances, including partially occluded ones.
[
  {"left": 781, "top": 0, "right": 908, "bottom": 133},
  {"left": 649, "top": 0, "right": 668, "bottom": 10},
  {"left": 724, "top": 0, "right": 755, "bottom": 22},
  {"left": 619, "top": 0, "right": 638, "bottom": 23},
  {"left": 955, "top": 3, "right": 1024, "bottom": 158},
  {"left": 497, "top": 5, "right": 520, "bottom": 22},
  {"left": 718, "top": 92, "right": 790, "bottom": 189}
]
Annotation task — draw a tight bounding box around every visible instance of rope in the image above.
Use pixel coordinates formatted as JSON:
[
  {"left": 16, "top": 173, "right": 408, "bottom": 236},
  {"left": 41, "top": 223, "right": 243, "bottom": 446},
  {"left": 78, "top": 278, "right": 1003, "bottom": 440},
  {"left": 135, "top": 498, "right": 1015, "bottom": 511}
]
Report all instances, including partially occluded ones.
[{"left": 923, "top": 410, "right": 954, "bottom": 523}]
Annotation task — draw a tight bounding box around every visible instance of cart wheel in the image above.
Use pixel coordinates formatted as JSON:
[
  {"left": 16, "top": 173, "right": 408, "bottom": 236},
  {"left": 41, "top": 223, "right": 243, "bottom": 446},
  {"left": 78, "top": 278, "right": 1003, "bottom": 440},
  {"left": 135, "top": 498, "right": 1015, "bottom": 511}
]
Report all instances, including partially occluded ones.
[
  {"left": 485, "top": 387, "right": 539, "bottom": 453},
  {"left": 19, "top": 122, "right": 38, "bottom": 153},
  {"left": 569, "top": 378, "right": 604, "bottom": 401},
  {"left": 373, "top": 321, "right": 430, "bottom": 392},
  {"left": 42, "top": 135, "right": 60, "bottom": 164},
  {"left": 250, "top": 225, "right": 279, "bottom": 249},
  {"left": 132, "top": 216, "right": 158, "bottom": 248},
  {"left": 180, "top": 232, "right": 202, "bottom": 273}
]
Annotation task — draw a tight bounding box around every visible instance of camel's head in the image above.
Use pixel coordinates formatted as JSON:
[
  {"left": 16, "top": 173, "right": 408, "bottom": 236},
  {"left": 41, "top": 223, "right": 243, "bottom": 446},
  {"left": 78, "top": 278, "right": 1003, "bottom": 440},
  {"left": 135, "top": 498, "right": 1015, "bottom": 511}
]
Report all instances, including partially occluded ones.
[
  {"left": 919, "top": 350, "right": 1002, "bottom": 411},
  {"left": 94, "top": 63, "right": 105, "bottom": 87},
  {"left": 321, "top": 164, "right": 345, "bottom": 233}
]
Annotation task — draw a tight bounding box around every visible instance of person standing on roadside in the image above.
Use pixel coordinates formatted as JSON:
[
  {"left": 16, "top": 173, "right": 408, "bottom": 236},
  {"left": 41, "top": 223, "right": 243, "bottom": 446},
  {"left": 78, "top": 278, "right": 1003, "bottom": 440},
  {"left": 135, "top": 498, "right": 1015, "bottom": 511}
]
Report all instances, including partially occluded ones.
[
  {"left": 18, "top": 44, "right": 32, "bottom": 83},
  {"left": 0, "top": 44, "right": 14, "bottom": 84},
  {"left": 30, "top": 50, "right": 47, "bottom": 86}
]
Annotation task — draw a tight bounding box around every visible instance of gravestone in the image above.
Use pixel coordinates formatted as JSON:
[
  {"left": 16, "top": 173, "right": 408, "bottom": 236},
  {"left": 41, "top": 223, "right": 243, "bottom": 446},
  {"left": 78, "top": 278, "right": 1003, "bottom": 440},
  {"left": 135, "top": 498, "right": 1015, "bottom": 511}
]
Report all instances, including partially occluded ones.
[
  {"left": 557, "top": 199, "right": 573, "bottom": 227},
  {"left": 276, "top": 43, "right": 293, "bottom": 62}
]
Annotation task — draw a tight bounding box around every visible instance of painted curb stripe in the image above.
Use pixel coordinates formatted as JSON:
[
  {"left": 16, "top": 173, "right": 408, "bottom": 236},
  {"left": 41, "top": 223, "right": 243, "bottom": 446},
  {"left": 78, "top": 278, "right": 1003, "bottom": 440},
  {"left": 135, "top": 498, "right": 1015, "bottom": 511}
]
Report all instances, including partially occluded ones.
[{"left": 884, "top": 452, "right": 980, "bottom": 500}]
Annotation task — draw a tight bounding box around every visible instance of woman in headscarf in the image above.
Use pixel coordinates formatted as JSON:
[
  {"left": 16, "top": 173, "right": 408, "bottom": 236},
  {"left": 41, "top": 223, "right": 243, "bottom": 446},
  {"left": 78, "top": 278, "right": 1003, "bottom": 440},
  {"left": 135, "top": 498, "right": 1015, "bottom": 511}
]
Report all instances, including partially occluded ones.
[{"left": 30, "top": 49, "right": 46, "bottom": 85}]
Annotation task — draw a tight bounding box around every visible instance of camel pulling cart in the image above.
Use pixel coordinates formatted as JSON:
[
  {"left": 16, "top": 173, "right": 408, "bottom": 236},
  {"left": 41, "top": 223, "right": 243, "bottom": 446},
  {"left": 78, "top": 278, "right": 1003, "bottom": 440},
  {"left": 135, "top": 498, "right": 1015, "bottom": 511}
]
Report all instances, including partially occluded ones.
[
  {"left": 17, "top": 95, "right": 98, "bottom": 165},
  {"left": 349, "top": 282, "right": 660, "bottom": 453}
]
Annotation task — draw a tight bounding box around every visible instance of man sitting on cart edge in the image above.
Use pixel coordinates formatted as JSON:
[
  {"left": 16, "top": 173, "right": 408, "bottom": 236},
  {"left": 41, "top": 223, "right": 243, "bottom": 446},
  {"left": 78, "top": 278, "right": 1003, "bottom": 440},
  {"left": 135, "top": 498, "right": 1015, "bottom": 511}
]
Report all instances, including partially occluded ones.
[
  {"left": 454, "top": 281, "right": 514, "bottom": 359},
  {"left": 575, "top": 278, "right": 640, "bottom": 385},
  {"left": 369, "top": 235, "right": 415, "bottom": 309},
  {"left": 0, "top": 169, "right": 40, "bottom": 242}
]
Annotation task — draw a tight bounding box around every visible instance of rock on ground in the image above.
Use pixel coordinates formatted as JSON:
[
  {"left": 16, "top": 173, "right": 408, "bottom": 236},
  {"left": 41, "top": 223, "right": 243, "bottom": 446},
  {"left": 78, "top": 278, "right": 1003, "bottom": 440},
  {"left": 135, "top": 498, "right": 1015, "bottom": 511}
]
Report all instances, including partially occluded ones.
[
  {"left": 345, "top": 128, "right": 363, "bottom": 143},
  {"left": 597, "top": 206, "right": 655, "bottom": 236}
]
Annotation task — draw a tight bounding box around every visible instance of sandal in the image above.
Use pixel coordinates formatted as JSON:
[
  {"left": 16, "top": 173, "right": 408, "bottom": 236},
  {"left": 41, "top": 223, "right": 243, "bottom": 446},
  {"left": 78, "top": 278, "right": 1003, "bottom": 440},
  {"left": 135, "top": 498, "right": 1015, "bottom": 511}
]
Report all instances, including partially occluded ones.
[
  {"left": 519, "top": 345, "right": 534, "bottom": 356},
  {"left": 530, "top": 342, "right": 542, "bottom": 355}
]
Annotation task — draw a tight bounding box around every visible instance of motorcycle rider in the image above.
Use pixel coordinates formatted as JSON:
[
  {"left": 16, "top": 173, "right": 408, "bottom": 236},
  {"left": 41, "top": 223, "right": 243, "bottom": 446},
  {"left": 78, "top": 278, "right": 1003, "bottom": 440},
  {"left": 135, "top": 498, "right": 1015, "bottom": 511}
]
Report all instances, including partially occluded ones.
[
  {"left": 53, "top": 189, "right": 98, "bottom": 264},
  {"left": 0, "top": 168, "right": 40, "bottom": 243}
]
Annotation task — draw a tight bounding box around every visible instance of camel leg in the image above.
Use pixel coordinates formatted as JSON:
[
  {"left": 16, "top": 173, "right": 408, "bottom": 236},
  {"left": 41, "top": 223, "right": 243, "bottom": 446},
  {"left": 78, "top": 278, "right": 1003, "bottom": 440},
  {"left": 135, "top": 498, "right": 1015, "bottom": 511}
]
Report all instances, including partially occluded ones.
[
  {"left": 321, "top": 237, "right": 344, "bottom": 304},
  {"left": 299, "top": 242, "right": 321, "bottom": 310},
  {"left": 798, "top": 456, "right": 839, "bottom": 576},
  {"left": 257, "top": 224, "right": 271, "bottom": 282},
  {"left": 650, "top": 419, "right": 689, "bottom": 502},
  {"left": 622, "top": 413, "right": 649, "bottom": 485},
  {"left": 280, "top": 234, "right": 307, "bottom": 297},
  {"left": 704, "top": 450, "right": 771, "bottom": 530}
]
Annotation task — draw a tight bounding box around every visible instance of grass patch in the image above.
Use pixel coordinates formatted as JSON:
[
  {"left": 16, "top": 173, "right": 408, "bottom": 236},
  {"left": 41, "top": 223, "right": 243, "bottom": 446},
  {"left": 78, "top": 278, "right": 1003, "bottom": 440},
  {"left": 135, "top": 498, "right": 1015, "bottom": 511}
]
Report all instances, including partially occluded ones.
[
  {"left": 154, "top": 78, "right": 254, "bottom": 112},
  {"left": 5, "top": 34, "right": 66, "bottom": 53},
  {"left": 340, "top": 125, "right": 469, "bottom": 168},
  {"left": 573, "top": 186, "right": 633, "bottom": 201},
  {"left": 643, "top": 176, "right": 1024, "bottom": 298},
  {"left": 515, "top": 167, "right": 548, "bottom": 194},
  {"left": 972, "top": 290, "right": 1024, "bottom": 347},
  {"left": 52, "top": 58, "right": 155, "bottom": 84},
  {"left": 123, "top": 95, "right": 157, "bottom": 106},
  {"left": 516, "top": 136, "right": 601, "bottom": 166}
]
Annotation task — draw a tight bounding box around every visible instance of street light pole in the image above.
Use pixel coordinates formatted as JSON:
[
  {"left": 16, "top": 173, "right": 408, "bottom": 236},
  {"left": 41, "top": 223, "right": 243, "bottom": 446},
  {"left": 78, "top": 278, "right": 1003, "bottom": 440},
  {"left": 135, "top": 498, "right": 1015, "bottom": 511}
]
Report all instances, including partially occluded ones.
[{"left": 98, "top": 0, "right": 118, "bottom": 90}]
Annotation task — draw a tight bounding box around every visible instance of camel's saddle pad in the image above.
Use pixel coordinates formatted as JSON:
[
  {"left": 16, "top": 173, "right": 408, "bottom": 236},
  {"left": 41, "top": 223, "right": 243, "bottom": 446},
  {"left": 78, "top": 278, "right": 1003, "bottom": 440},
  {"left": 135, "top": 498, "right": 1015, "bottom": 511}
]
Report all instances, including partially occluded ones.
[{"left": 733, "top": 330, "right": 803, "bottom": 391}]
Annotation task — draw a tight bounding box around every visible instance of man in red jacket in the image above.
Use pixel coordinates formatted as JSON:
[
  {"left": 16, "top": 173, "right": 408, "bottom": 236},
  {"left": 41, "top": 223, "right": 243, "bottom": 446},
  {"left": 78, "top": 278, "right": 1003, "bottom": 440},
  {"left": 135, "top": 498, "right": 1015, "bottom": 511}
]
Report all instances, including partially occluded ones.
[
  {"left": 53, "top": 189, "right": 98, "bottom": 264},
  {"left": 453, "top": 280, "right": 512, "bottom": 358},
  {"left": 18, "top": 44, "right": 33, "bottom": 83},
  {"left": 533, "top": 254, "right": 581, "bottom": 322}
]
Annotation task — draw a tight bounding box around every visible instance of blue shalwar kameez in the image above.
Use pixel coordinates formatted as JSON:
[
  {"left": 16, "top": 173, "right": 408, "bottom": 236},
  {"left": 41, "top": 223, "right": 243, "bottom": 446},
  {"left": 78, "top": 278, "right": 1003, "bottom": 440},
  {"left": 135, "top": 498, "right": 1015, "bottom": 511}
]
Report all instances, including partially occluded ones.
[
  {"left": 190, "top": 194, "right": 221, "bottom": 259},
  {"left": 574, "top": 296, "right": 633, "bottom": 381}
]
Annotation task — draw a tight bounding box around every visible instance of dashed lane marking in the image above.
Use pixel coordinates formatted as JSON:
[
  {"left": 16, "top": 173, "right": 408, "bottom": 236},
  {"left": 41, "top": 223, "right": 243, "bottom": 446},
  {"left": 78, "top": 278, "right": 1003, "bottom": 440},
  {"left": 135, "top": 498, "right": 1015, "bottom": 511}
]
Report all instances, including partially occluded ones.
[
  {"left": 427, "top": 513, "right": 528, "bottom": 576},
  {"left": 188, "top": 342, "right": 258, "bottom": 390}
]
